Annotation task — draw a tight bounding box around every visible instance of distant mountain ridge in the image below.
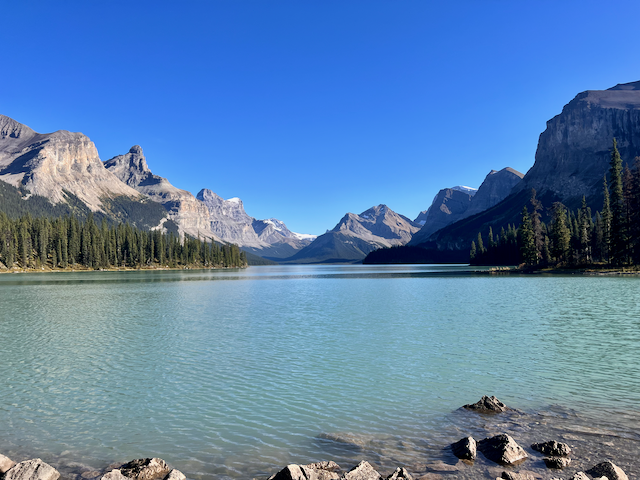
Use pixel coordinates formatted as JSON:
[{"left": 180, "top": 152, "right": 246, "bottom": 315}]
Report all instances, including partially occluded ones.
[
  {"left": 409, "top": 167, "right": 523, "bottom": 246},
  {"left": 196, "top": 189, "right": 315, "bottom": 259},
  {"left": 280, "top": 204, "right": 420, "bottom": 264}
]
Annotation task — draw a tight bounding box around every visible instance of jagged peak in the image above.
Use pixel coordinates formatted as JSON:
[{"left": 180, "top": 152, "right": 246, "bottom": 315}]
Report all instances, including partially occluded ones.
[
  {"left": 0, "top": 114, "right": 36, "bottom": 141},
  {"left": 129, "top": 145, "right": 144, "bottom": 155}
]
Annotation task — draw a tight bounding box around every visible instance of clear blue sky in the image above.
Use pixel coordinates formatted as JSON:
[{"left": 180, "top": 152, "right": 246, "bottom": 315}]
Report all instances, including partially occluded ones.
[{"left": 3, "top": 1, "right": 640, "bottom": 235}]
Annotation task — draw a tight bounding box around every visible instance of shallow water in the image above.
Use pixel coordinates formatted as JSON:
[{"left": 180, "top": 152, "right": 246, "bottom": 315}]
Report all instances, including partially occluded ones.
[{"left": 0, "top": 265, "right": 639, "bottom": 479}]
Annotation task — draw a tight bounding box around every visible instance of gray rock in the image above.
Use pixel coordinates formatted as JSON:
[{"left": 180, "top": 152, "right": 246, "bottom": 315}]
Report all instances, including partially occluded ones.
[
  {"left": 119, "top": 458, "right": 170, "bottom": 480},
  {"left": 305, "top": 462, "right": 341, "bottom": 473},
  {"left": 101, "top": 470, "right": 132, "bottom": 480},
  {"left": 451, "top": 437, "right": 477, "bottom": 460},
  {"left": 4, "top": 459, "right": 60, "bottom": 480},
  {"left": 569, "top": 473, "right": 590, "bottom": 480},
  {"left": 531, "top": 441, "right": 571, "bottom": 457},
  {"left": 385, "top": 468, "right": 412, "bottom": 480},
  {"left": 162, "top": 470, "right": 185, "bottom": 480},
  {"left": 341, "top": 461, "right": 382, "bottom": 480},
  {"left": 0, "top": 454, "right": 16, "bottom": 474},
  {"left": 269, "top": 464, "right": 340, "bottom": 480},
  {"left": 464, "top": 168, "right": 524, "bottom": 218},
  {"left": 586, "top": 461, "right": 628, "bottom": 480},
  {"left": 500, "top": 471, "right": 535, "bottom": 480},
  {"left": 544, "top": 457, "right": 571, "bottom": 469},
  {"left": 478, "top": 434, "right": 528, "bottom": 465},
  {"left": 463, "top": 396, "right": 510, "bottom": 414},
  {"left": 411, "top": 187, "right": 476, "bottom": 244}
]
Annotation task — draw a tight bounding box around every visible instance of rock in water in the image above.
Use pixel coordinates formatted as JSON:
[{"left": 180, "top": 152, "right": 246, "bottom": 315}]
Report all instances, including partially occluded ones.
[
  {"left": 544, "top": 457, "right": 571, "bottom": 469},
  {"left": 0, "top": 454, "right": 16, "bottom": 474},
  {"left": 586, "top": 461, "right": 629, "bottom": 480},
  {"left": 101, "top": 470, "right": 132, "bottom": 480},
  {"left": 501, "top": 472, "right": 535, "bottom": 480},
  {"left": 478, "top": 434, "right": 528, "bottom": 465},
  {"left": 268, "top": 464, "right": 340, "bottom": 480},
  {"left": 4, "top": 459, "right": 60, "bottom": 480},
  {"left": 162, "top": 470, "right": 186, "bottom": 480},
  {"left": 342, "top": 461, "right": 382, "bottom": 480},
  {"left": 119, "top": 459, "right": 170, "bottom": 480},
  {"left": 451, "top": 437, "right": 477, "bottom": 460},
  {"left": 385, "top": 467, "right": 413, "bottom": 480},
  {"left": 531, "top": 441, "right": 571, "bottom": 457},
  {"left": 463, "top": 396, "right": 510, "bottom": 413}
]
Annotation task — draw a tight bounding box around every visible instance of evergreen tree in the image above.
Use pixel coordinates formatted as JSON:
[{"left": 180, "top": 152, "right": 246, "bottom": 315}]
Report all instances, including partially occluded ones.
[
  {"left": 609, "top": 138, "right": 628, "bottom": 265},
  {"left": 601, "top": 175, "right": 611, "bottom": 263},
  {"left": 550, "top": 202, "right": 571, "bottom": 264},
  {"left": 518, "top": 206, "right": 537, "bottom": 265}
]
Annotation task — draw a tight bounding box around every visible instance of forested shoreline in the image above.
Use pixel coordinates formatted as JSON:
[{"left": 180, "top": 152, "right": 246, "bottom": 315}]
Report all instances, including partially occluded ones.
[
  {"left": 471, "top": 139, "right": 640, "bottom": 269},
  {"left": 0, "top": 212, "right": 247, "bottom": 272}
]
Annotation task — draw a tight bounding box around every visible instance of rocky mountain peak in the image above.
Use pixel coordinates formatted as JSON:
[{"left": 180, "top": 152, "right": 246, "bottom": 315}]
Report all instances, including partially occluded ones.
[
  {"left": 0, "top": 114, "right": 36, "bottom": 141},
  {"left": 607, "top": 80, "right": 640, "bottom": 91},
  {"left": 103, "top": 146, "right": 153, "bottom": 187}
]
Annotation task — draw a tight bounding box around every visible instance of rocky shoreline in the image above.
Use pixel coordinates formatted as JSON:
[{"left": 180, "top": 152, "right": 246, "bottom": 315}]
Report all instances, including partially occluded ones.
[{"left": 0, "top": 397, "right": 633, "bottom": 480}]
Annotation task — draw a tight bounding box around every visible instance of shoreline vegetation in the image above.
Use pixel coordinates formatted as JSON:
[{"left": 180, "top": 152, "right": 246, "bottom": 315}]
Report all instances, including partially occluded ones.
[
  {"left": 471, "top": 139, "right": 640, "bottom": 273},
  {"left": 0, "top": 212, "right": 247, "bottom": 273},
  {"left": 0, "top": 397, "right": 632, "bottom": 480}
]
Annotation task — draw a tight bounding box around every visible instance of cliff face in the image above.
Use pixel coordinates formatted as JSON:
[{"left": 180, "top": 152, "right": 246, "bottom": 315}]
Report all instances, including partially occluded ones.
[
  {"left": 197, "top": 189, "right": 315, "bottom": 259},
  {"left": 410, "top": 188, "right": 475, "bottom": 244},
  {"left": 282, "top": 204, "right": 420, "bottom": 264},
  {"left": 104, "top": 146, "right": 216, "bottom": 239},
  {"left": 0, "top": 115, "right": 142, "bottom": 212},
  {"left": 409, "top": 168, "right": 523, "bottom": 247},
  {"left": 517, "top": 81, "right": 640, "bottom": 206},
  {"left": 465, "top": 168, "right": 524, "bottom": 217}
]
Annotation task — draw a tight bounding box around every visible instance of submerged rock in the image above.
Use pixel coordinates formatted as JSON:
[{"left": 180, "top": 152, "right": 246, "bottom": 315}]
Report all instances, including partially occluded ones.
[
  {"left": 463, "top": 396, "right": 510, "bottom": 414},
  {"left": 544, "top": 457, "right": 571, "bottom": 469},
  {"left": 451, "top": 437, "right": 477, "bottom": 460},
  {"left": 586, "top": 461, "right": 629, "bottom": 480},
  {"left": 4, "top": 459, "right": 60, "bottom": 480},
  {"left": 385, "top": 467, "right": 413, "bottom": 480},
  {"left": 478, "top": 434, "right": 528, "bottom": 465},
  {"left": 0, "top": 454, "right": 16, "bottom": 474},
  {"left": 119, "top": 459, "right": 170, "bottom": 480},
  {"left": 531, "top": 441, "right": 572, "bottom": 457},
  {"left": 341, "top": 461, "right": 382, "bottom": 480}
]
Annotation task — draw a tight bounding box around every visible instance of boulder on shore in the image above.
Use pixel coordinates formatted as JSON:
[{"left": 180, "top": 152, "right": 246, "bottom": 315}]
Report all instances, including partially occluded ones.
[
  {"left": 341, "top": 461, "right": 382, "bottom": 480},
  {"left": 531, "top": 441, "right": 572, "bottom": 457},
  {"left": 119, "top": 459, "right": 170, "bottom": 480},
  {"left": 586, "top": 461, "right": 629, "bottom": 480},
  {"left": 462, "top": 396, "right": 510, "bottom": 414},
  {"left": 478, "top": 434, "right": 528, "bottom": 466},
  {"left": 162, "top": 470, "right": 186, "bottom": 480},
  {"left": 0, "top": 454, "right": 16, "bottom": 474},
  {"left": 4, "top": 459, "right": 60, "bottom": 480},
  {"left": 451, "top": 437, "right": 477, "bottom": 460}
]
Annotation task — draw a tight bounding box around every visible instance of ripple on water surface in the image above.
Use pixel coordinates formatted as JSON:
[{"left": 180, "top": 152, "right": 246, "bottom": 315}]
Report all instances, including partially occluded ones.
[{"left": 0, "top": 266, "right": 639, "bottom": 479}]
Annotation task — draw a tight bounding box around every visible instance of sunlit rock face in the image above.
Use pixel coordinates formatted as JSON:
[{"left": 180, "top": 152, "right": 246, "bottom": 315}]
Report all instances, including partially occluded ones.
[
  {"left": 0, "top": 115, "right": 142, "bottom": 212},
  {"left": 105, "top": 146, "right": 217, "bottom": 240},
  {"left": 196, "top": 188, "right": 315, "bottom": 259}
]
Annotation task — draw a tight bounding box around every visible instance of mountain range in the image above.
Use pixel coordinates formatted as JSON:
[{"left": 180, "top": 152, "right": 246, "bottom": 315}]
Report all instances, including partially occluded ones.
[{"left": 3, "top": 79, "right": 639, "bottom": 265}]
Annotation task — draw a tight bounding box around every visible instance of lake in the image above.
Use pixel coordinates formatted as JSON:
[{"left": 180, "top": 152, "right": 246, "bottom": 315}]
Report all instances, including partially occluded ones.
[{"left": 1, "top": 265, "right": 639, "bottom": 480}]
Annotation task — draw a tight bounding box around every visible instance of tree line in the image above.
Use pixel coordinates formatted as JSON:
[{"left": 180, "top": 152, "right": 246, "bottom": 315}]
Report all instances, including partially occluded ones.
[
  {"left": 471, "top": 139, "right": 640, "bottom": 268},
  {"left": 0, "top": 212, "right": 247, "bottom": 271}
]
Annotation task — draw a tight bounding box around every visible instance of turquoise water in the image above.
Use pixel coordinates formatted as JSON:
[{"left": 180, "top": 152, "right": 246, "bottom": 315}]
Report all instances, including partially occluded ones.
[{"left": 1, "top": 265, "right": 640, "bottom": 479}]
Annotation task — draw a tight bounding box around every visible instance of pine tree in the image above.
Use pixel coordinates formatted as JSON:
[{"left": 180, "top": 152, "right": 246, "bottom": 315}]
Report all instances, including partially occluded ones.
[
  {"left": 550, "top": 202, "right": 571, "bottom": 264},
  {"left": 601, "top": 175, "right": 611, "bottom": 263},
  {"left": 518, "top": 206, "right": 537, "bottom": 265},
  {"left": 609, "top": 138, "right": 628, "bottom": 265}
]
